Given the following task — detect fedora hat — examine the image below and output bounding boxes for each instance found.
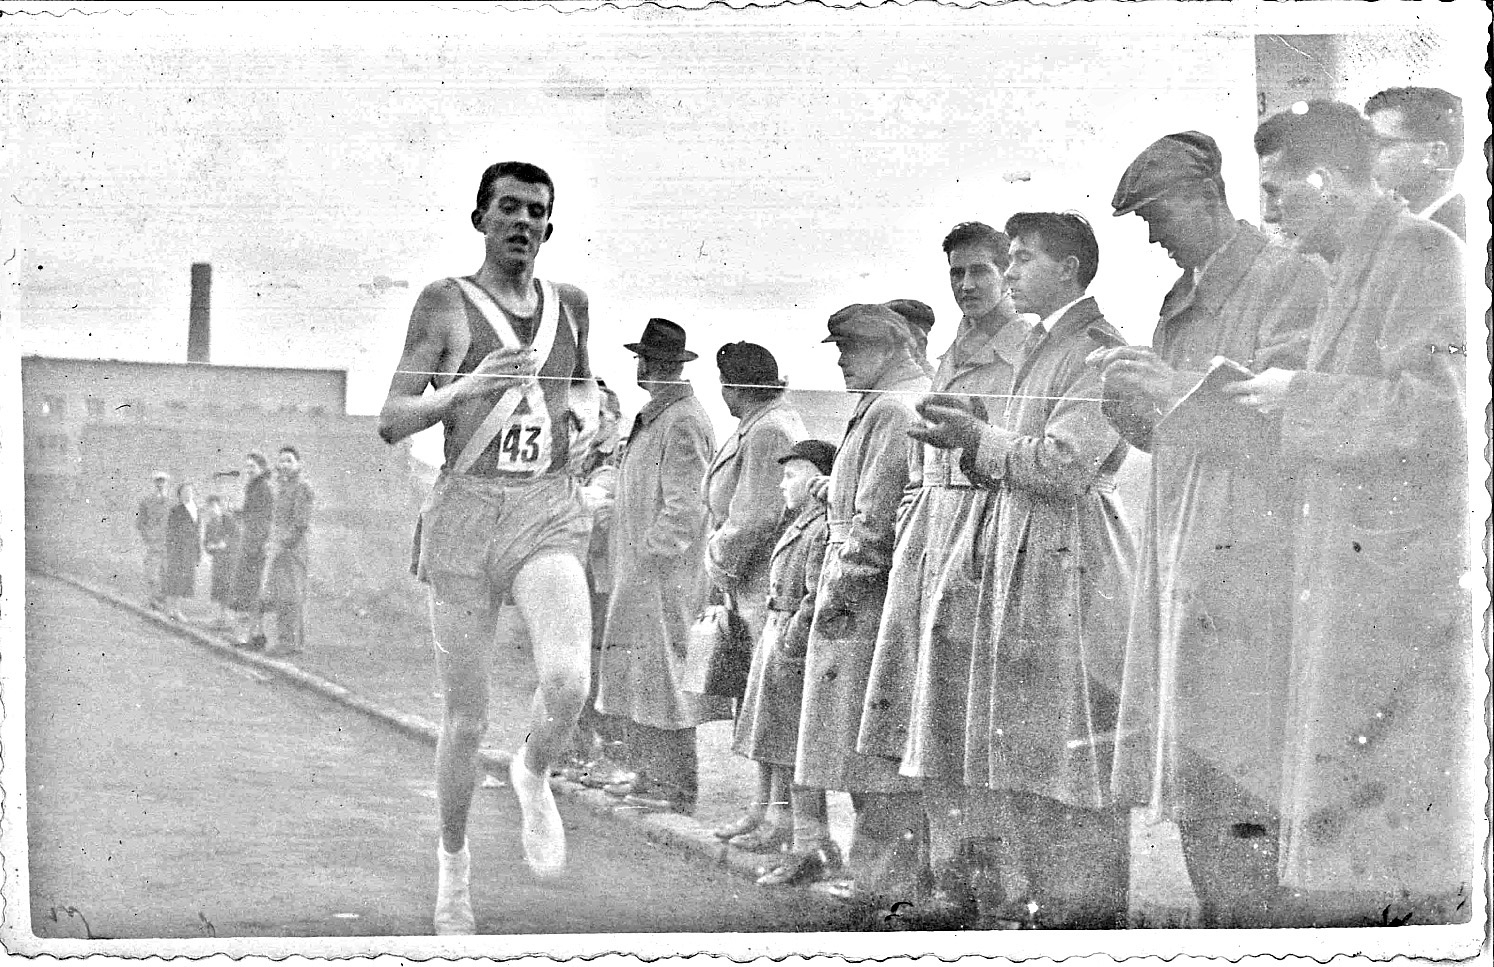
[624,317,698,362]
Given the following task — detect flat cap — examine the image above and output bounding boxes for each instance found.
[822,303,918,350]
[883,299,936,335]
[1112,131,1224,216]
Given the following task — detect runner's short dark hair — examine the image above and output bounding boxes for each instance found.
[1364,86,1464,166]
[1254,100,1377,184]
[1003,212,1100,288]
[476,161,556,216]
[278,445,301,461]
[941,221,1012,270]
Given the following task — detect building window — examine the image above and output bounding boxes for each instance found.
[86,397,107,418]
[37,394,66,418]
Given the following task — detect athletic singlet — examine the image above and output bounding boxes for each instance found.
[440,277,585,477]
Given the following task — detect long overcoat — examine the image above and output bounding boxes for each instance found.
[733,502,828,767]
[795,362,930,793]
[229,473,274,611]
[262,473,314,611]
[204,511,241,606]
[1108,223,1325,821]
[703,396,805,641]
[859,309,1028,775]
[162,503,202,598]
[597,383,732,729]
[1273,200,1474,899]
[961,298,1135,808]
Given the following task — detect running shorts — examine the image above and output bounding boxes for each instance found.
[416,470,592,609]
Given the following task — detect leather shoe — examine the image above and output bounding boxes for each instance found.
[728,823,792,854]
[757,841,842,886]
[710,811,764,840]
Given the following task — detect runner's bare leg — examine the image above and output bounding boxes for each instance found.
[511,551,592,772]
[430,592,494,854]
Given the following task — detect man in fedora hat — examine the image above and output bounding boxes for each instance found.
[378,161,600,932]
[595,318,728,814]
[1091,131,1324,926]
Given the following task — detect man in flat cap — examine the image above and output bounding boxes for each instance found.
[1365,87,1465,240]
[795,304,930,915]
[136,470,174,610]
[914,212,1135,928]
[596,319,728,814]
[860,221,1030,928]
[1091,131,1325,926]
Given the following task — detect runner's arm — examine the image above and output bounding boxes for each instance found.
[378,281,532,444]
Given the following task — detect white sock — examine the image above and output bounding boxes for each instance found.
[434,839,475,935]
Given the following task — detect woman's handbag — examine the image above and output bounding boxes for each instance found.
[682,590,753,699]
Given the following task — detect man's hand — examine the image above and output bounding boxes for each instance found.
[1223,367,1294,414]
[910,395,985,453]
[1088,346,1178,405]
[450,347,540,403]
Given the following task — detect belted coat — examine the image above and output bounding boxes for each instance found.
[795,361,930,793]
[859,308,1029,777]
[961,297,1136,809]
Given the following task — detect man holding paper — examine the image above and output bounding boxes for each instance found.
[1091,132,1325,927]
[1229,102,1473,926]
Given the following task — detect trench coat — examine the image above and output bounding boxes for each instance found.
[733,502,828,767]
[1107,223,1326,821]
[704,396,805,642]
[162,503,202,598]
[961,298,1135,808]
[860,308,1029,775]
[597,383,732,729]
[1273,200,1473,899]
[795,361,930,793]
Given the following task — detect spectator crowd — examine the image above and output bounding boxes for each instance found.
[135,445,315,658]
[551,91,1474,930]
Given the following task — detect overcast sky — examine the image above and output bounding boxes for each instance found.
[4,1,1480,458]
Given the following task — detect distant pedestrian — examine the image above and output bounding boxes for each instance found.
[595,318,727,814]
[202,494,240,629]
[230,452,274,650]
[135,470,173,610]
[162,481,203,621]
[259,446,314,658]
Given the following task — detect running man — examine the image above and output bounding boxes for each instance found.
[378,161,599,935]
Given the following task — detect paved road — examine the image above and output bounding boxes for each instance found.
[25,575,860,939]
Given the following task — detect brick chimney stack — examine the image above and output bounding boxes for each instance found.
[188,262,211,363]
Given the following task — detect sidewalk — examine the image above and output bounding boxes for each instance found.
[35,564,1198,926]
